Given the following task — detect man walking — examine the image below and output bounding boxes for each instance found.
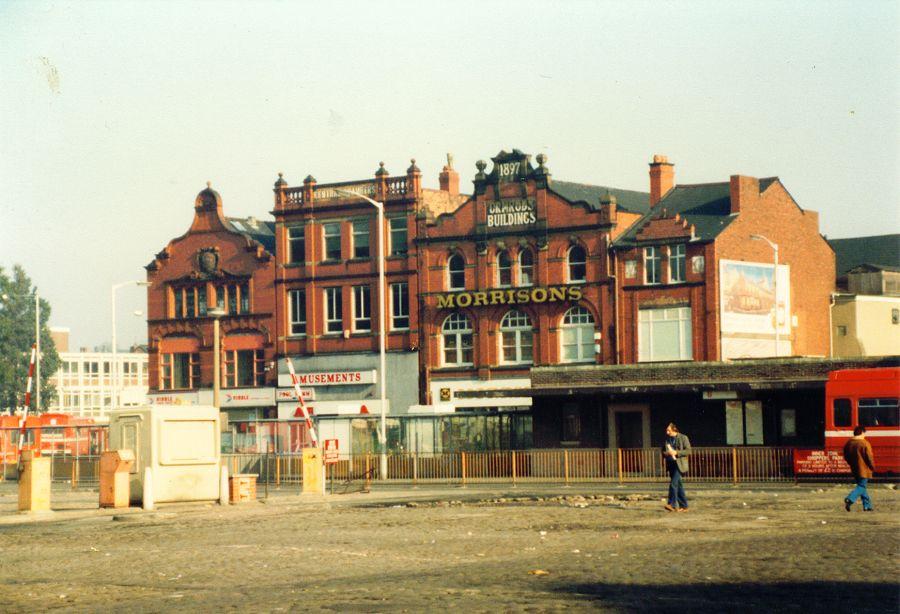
[662,423,691,512]
[843,426,876,512]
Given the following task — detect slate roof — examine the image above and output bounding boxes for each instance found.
[827,234,900,276]
[227,217,276,252]
[612,178,779,247]
[550,180,651,215]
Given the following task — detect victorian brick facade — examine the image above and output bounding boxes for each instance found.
[145,185,277,414]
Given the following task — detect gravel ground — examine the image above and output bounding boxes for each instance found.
[0,484,898,612]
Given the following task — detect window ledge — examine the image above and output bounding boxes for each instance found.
[348,257,372,263]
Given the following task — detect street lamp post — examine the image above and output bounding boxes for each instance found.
[750,234,780,357]
[208,308,226,410]
[336,188,388,479]
[111,281,151,409]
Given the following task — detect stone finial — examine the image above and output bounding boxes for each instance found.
[375,161,389,176]
[303,174,316,184]
[536,153,547,167]
[446,153,454,169]
[407,158,420,173]
[206,181,212,188]
[274,172,287,188]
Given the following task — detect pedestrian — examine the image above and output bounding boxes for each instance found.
[843,425,876,512]
[661,422,691,512]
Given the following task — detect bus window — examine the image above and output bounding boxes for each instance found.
[859,398,900,428]
[833,398,852,427]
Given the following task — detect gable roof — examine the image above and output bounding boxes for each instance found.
[550,180,650,215]
[611,177,783,247]
[227,217,276,252]
[827,234,900,276]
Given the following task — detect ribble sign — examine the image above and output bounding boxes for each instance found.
[486,198,537,228]
[436,285,583,309]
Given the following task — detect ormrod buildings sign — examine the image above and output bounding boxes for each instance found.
[486,198,537,228]
[436,285,583,309]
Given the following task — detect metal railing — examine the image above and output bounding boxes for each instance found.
[0,447,797,487]
[221,447,797,487]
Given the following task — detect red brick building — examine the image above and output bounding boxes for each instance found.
[145,184,277,419]
[612,155,834,363]
[269,161,465,449]
[416,150,648,424]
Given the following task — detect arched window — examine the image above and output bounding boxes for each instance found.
[442,312,473,366]
[567,245,587,282]
[500,310,533,365]
[518,249,534,286]
[497,251,512,287]
[448,253,466,290]
[560,306,595,363]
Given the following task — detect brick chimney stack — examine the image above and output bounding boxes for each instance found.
[729,175,760,214]
[649,154,675,206]
[439,153,459,196]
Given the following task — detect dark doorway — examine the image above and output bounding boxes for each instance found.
[616,412,644,448]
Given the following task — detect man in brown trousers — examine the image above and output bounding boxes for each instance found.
[843,425,876,512]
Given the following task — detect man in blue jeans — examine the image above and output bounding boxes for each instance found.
[843,425,876,512]
[661,423,691,512]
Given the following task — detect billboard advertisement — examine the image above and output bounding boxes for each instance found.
[719,259,790,335]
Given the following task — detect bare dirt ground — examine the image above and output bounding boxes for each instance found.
[0,484,898,612]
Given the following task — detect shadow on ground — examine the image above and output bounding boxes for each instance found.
[552,581,900,613]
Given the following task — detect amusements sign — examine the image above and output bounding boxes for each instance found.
[486,198,537,228]
[793,449,851,475]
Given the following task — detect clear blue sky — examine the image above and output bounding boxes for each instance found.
[1,0,897,350]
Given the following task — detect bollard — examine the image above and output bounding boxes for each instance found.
[219,465,229,506]
[142,466,155,511]
[461,452,467,487]
[18,450,51,512]
[511,451,517,486]
[732,447,739,485]
[99,450,134,509]
[564,449,570,486]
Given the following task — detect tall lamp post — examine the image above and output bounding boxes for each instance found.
[750,234,780,357]
[111,281,151,409]
[336,188,388,479]
[208,308,226,410]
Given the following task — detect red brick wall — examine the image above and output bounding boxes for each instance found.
[418,175,629,403]
[715,178,834,357]
[146,193,276,391]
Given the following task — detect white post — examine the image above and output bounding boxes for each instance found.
[142,466,154,511]
[34,290,40,412]
[750,234,780,358]
[773,244,780,357]
[213,316,221,410]
[110,285,117,409]
[111,281,151,410]
[336,189,388,479]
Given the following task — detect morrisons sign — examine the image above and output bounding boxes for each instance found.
[436,285,583,309]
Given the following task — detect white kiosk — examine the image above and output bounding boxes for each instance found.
[108,405,222,505]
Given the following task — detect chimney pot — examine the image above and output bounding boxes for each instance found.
[649,154,675,206]
[439,152,460,196]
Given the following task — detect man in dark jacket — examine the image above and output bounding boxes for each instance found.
[843,426,876,512]
[661,423,691,512]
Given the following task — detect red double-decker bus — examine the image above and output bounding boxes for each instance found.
[823,367,900,475]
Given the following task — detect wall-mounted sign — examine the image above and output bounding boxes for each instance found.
[486,198,536,227]
[436,285,582,309]
[220,388,276,407]
[277,370,376,387]
[148,392,198,406]
[276,388,316,402]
